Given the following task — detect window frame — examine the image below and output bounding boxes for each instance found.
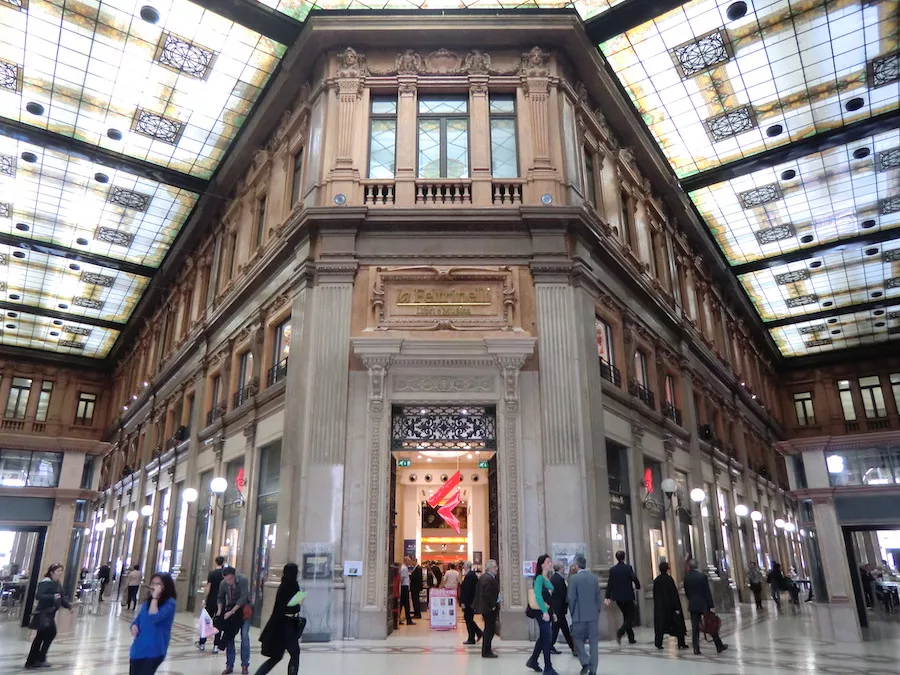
[837,379,856,422]
[5,377,33,420]
[254,195,267,249]
[858,375,887,419]
[272,318,291,367]
[237,351,253,391]
[583,147,597,205]
[664,374,677,405]
[35,380,53,422]
[633,350,649,388]
[367,95,398,179]
[416,96,470,179]
[74,391,97,426]
[290,148,304,206]
[488,94,519,179]
[891,373,900,415]
[792,391,815,427]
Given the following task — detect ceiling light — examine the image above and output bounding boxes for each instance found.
[126,510,139,522]
[751,393,757,399]
[139,505,153,517]
[76,238,89,246]
[142,381,149,387]
[49,331,59,336]
[871,291,883,298]
[69,263,80,270]
[844,97,865,112]
[780,169,796,180]
[5,324,16,330]
[139,5,161,23]
[809,261,822,269]
[726,1,748,20]
[15,223,28,231]
[875,321,886,328]
[25,102,45,116]
[6,312,15,318]
[182,488,199,503]
[106,128,123,141]
[822,301,834,307]
[853,147,871,159]
[104,517,116,528]
[800,234,814,243]
[8,294,19,300]
[131,394,137,400]
[775,518,786,529]
[94,172,109,184]
[874,309,886,316]
[784,522,796,533]
[52,320,63,325]
[20,151,37,163]
[210,477,228,494]
[123,405,128,411]
[830,329,841,335]
[12,251,25,259]
[860,219,876,229]
[765,124,783,137]
[333,194,346,205]
[827,318,838,324]
[865,247,879,256]
[827,455,844,473]
[735,504,749,517]
[58,303,69,309]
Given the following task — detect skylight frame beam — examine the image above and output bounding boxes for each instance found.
[584,0,692,44]
[0,233,156,278]
[190,0,301,45]
[0,301,125,330]
[764,299,890,329]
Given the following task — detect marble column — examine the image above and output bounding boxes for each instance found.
[237,423,259,577]
[811,497,862,641]
[627,422,649,626]
[679,361,710,570]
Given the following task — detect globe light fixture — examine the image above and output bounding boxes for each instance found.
[210,476,228,494]
[735,504,749,517]
[750,510,763,522]
[690,488,706,503]
[83,528,91,535]
[125,510,139,522]
[660,478,677,497]
[182,487,199,503]
[783,522,797,533]
[775,518,786,529]
[96,522,106,532]
[140,505,153,517]
[104,518,115,529]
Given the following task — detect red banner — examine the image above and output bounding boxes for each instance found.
[427,471,462,533]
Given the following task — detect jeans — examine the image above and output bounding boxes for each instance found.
[571,620,598,673]
[253,639,300,675]
[529,612,553,670]
[126,585,140,610]
[615,600,636,642]
[25,624,57,666]
[129,657,165,675]
[690,612,723,652]
[463,606,483,642]
[226,617,251,668]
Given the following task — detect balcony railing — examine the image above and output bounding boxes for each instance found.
[415,179,472,204]
[629,379,656,410]
[233,385,253,409]
[491,179,524,204]
[599,357,621,387]
[206,407,224,427]
[362,180,395,205]
[267,357,289,387]
[661,401,682,426]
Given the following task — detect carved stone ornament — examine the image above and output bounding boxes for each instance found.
[520,46,550,77]
[424,49,462,74]
[337,46,366,77]
[395,49,423,75]
[464,50,492,75]
[392,375,495,394]
[369,265,520,332]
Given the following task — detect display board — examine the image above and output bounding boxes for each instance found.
[429,588,457,630]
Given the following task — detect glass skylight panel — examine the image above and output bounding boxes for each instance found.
[0,310,119,358]
[771,304,900,357]
[0,0,285,179]
[250,0,616,22]
[601,0,899,177]
[0,136,198,268]
[0,244,148,324]
[690,132,900,265]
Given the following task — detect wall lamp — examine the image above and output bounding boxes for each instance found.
[183,476,243,517]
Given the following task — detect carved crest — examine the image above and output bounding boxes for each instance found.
[464,50,492,75]
[424,49,462,74]
[395,49,423,75]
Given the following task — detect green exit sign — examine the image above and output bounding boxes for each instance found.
[397,459,412,467]
[478,461,490,469]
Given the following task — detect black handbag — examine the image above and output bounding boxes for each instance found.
[29,609,54,632]
[297,616,307,637]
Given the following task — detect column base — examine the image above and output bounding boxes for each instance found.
[499,608,530,641]
[811,602,863,643]
[358,607,389,639]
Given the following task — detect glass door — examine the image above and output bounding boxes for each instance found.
[251,520,276,627]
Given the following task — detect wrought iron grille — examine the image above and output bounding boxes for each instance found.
[0,203,10,218]
[880,195,900,215]
[157,33,216,80]
[754,224,794,244]
[805,338,833,347]
[661,401,682,426]
[64,325,91,336]
[80,272,115,287]
[672,30,730,78]
[233,385,253,409]
[876,147,900,172]
[599,356,621,387]
[775,269,809,284]
[391,405,496,451]
[799,324,826,335]
[870,52,899,88]
[267,357,288,386]
[739,184,782,209]
[629,379,655,410]
[74,297,104,310]
[96,227,135,246]
[0,60,20,92]
[0,153,14,177]
[108,187,150,212]
[786,294,818,308]
[704,106,756,141]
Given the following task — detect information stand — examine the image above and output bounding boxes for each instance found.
[429,588,457,630]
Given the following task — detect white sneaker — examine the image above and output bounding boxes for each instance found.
[212,647,219,655]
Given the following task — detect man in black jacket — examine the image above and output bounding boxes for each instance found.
[683,558,727,655]
[97,562,111,602]
[604,550,640,644]
[550,561,574,654]
[459,561,483,645]
[410,558,424,619]
[474,559,500,658]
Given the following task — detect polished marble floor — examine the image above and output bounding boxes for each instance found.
[1,601,899,674]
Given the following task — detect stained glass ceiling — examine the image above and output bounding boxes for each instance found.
[0,0,286,357]
[599,0,900,358]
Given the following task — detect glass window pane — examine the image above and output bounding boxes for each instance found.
[445,119,469,179]
[859,376,880,387]
[29,451,62,487]
[291,149,304,205]
[273,320,291,364]
[892,374,900,413]
[489,96,515,114]
[368,119,397,179]
[837,380,856,421]
[0,450,31,487]
[417,119,442,179]
[371,97,398,115]
[583,150,596,204]
[490,118,518,178]
[418,97,467,114]
[35,381,53,422]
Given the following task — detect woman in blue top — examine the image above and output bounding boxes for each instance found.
[129,573,177,675]
[526,554,558,675]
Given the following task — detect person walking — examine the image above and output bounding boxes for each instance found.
[766,561,785,610]
[549,561,574,655]
[474,559,500,659]
[24,563,70,669]
[747,562,764,609]
[567,554,600,675]
[652,561,687,650]
[98,561,111,602]
[684,558,727,655]
[217,566,252,674]
[254,563,303,675]
[129,573,177,675]
[199,556,226,653]
[459,560,483,645]
[526,554,558,675]
[399,556,415,626]
[604,550,640,645]
[441,562,460,590]
[410,558,424,619]
[125,565,142,611]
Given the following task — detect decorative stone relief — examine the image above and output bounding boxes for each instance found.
[463,50,492,74]
[425,48,461,73]
[392,375,495,394]
[395,49,423,74]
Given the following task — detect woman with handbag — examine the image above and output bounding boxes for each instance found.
[526,554,558,675]
[24,563,70,669]
[254,563,304,675]
[129,573,177,675]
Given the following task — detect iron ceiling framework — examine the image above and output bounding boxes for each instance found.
[589,0,900,359]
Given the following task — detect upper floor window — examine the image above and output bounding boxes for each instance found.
[368,96,397,178]
[620,189,633,244]
[254,195,267,248]
[633,350,649,388]
[210,374,222,409]
[291,148,304,205]
[75,392,96,426]
[237,351,253,391]
[272,319,291,366]
[583,148,597,205]
[489,95,518,178]
[35,381,53,422]
[0,449,63,488]
[596,318,614,365]
[891,373,900,414]
[858,375,887,419]
[417,96,469,179]
[80,455,95,489]
[837,379,856,421]
[228,232,238,278]
[665,374,676,404]
[5,377,32,419]
[793,391,815,427]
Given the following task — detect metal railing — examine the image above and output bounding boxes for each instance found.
[661,401,682,425]
[599,357,621,387]
[629,379,655,410]
[233,385,253,409]
[267,357,289,386]
[206,407,223,427]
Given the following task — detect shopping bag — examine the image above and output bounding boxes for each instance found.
[199,607,218,639]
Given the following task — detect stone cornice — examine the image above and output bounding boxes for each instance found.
[775,428,900,455]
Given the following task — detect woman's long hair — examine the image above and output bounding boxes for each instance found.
[145,573,177,607]
[535,554,550,581]
[282,562,300,591]
[43,563,64,580]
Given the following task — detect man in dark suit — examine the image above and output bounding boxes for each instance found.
[550,561,574,654]
[459,560,483,645]
[474,559,500,658]
[604,550,640,644]
[683,558,727,655]
[410,557,424,618]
